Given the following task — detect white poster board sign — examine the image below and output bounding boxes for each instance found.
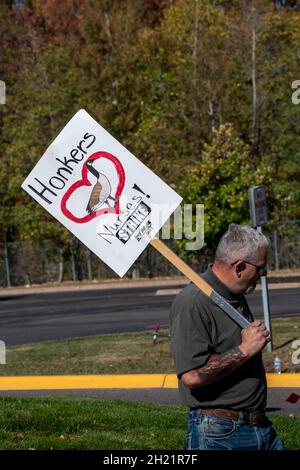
[22,109,182,276]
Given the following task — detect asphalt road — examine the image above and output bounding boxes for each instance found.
[0,285,299,346]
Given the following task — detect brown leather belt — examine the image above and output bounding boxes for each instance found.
[198,408,267,425]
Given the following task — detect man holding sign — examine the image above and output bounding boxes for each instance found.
[170,224,284,450]
[22,110,283,451]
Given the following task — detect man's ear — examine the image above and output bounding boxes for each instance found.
[235,261,246,278]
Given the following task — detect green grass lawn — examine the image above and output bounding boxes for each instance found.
[0,397,185,450]
[0,331,174,376]
[0,316,299,375]
[0,397,299,450]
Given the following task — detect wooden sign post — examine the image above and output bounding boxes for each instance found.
[151,238,250,329]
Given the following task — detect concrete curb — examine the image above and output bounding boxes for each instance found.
[0,278,299,297]
[0,278,188,297]
[0,373,299,391]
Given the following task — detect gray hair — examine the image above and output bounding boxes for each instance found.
[215,223,269,265]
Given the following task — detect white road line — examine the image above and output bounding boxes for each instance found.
[155,289,181,296]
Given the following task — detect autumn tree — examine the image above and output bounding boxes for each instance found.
[181,123,272,258]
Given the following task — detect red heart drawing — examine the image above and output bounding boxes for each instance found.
[61,151,125,224]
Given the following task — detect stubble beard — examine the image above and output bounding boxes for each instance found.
[244,283,257,295]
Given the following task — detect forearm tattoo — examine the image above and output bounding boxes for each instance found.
[194,346,247,386]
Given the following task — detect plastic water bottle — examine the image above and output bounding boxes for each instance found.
[274,356,281,374]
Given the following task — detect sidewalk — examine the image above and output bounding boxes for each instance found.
[0,270,300,297]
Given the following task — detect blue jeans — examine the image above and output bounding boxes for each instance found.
[184,411,285,450]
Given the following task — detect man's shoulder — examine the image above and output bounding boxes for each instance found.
[175,280,209,300]
[170,281,212,314]
[169,281,214,337]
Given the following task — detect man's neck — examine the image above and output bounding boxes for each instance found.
[211,263,240,294]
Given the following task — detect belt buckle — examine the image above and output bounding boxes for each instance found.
[246,412,265,425]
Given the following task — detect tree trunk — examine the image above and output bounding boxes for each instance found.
[104,11,119,110]
[58,247,64,283]
[4,240,11,288]
[192,0,200,127]
[70,238,82,281]
[25,272,31,287]
[70,242,78,282]
[251,5,259,156]
[86,248,93,281]
[273,230,280,271]
[71,250,77,281]
[146,247,154,278]
[207,78,216,133]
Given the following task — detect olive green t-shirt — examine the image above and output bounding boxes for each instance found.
[169,265,267,412]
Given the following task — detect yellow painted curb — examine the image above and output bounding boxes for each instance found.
[0,374,166,391]
[0,374,299,391]
[266,373,300,388]
[163,374,178,389]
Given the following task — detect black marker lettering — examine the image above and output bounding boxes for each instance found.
[56,167,73,180]
[55,156,79,171]
[84,132,96,148]
[28,177,57,204]
[49,176,66,190]
[97,225,116,244]
[77,140,87,155]
[71,147,85,161]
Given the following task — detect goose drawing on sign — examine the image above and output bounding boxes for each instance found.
[85,158,119,214]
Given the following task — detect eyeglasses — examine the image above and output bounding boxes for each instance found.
[232,260,267,277]
[244,260,267,276]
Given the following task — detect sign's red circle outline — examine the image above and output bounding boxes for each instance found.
[61,151,125,224]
